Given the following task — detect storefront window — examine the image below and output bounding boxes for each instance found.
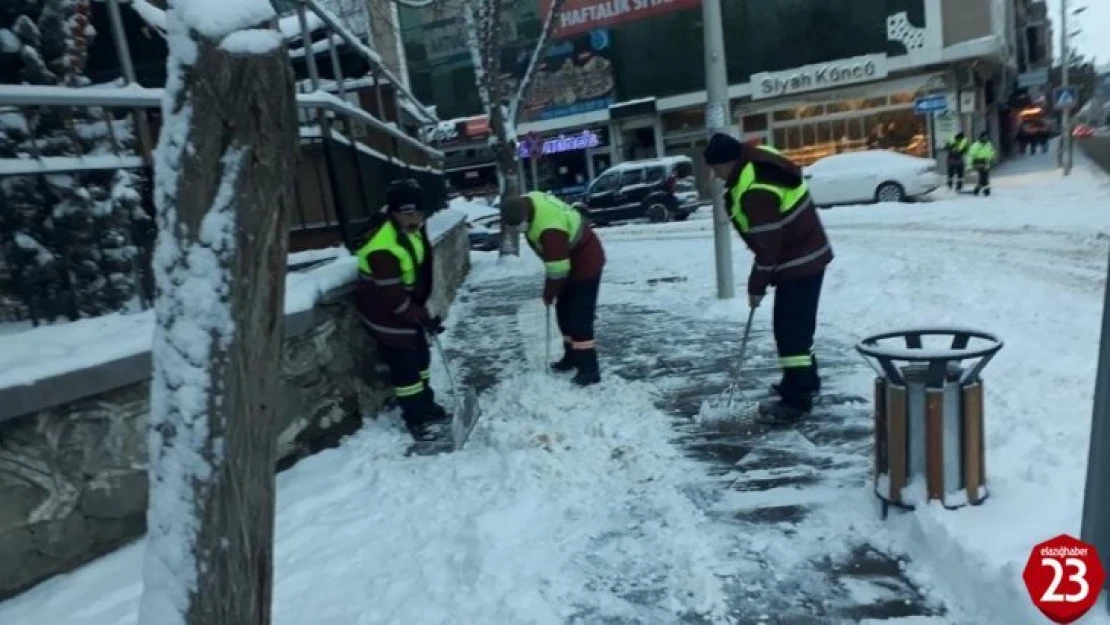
[742,113,768,132]
[663,108,705,134]
[889,92,915,105]
[798,105,824,118]
[773,109,797,122]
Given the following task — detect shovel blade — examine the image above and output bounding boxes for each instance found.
[450,387,481,451]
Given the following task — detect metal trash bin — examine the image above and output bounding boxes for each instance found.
[856,327,1003,519]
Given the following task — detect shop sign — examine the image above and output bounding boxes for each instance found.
[517,130,601,158]
[422,13,518,62]
[509,29,616,122]
[540,0,699,39]
[465,116,490,137]
[751,54,889,100]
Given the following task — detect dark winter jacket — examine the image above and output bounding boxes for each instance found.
[522,192,605,302]
[723,145,833,296]
[354,219,435,348]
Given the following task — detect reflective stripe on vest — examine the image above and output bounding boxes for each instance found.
[525,191,583,279]
[727,146,810,233]
[355,220,427,286]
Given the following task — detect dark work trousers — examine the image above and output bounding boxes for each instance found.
[555,276,601,348]
[772,269,825,404]
[973,163,991,196]
[946,160,965,190]
[378,336,432,424]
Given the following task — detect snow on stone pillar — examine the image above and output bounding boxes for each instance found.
[857,328,1002,519]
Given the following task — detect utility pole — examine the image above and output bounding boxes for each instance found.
[1060,0,1073,175]
[1081,241,1110,616]
[701,0,735,300]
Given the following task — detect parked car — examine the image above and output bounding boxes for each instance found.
[574,156,700,225]
[803,150,941,206]
[467,213,501,251]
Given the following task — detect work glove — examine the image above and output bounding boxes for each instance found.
[748,293,764,309]
[543,293,555,307]
[422,315,445,335]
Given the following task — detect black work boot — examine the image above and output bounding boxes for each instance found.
[770,358,821,399]
[550,342,576,373]
[399,395,446,442]
[571,348,601,386]
[422,386,450,422]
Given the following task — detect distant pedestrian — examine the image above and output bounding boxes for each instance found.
[703,133,834,424]
[944,132,970,191]
[968,131,997,196]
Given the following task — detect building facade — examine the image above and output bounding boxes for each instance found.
[403,0,1036,196]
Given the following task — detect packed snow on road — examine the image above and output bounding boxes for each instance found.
[1,152,1109,624]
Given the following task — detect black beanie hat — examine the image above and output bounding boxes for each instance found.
[703,132,744,165]
[386,179,423,213]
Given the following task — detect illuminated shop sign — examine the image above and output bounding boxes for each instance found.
[751,54,889,100]
[517,130,601,158]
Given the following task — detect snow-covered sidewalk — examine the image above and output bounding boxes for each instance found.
[0,221,957,623]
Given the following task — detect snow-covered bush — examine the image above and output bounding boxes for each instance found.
[0,0,150,324]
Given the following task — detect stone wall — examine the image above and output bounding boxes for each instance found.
[0,214,470,601]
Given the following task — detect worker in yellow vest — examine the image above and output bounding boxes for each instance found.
[967,131,996,196]
[500,191,606,386]
[944,132,970,191]
[704,133,834,424]
[354,179,449,441]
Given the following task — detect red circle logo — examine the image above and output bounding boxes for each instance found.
[1022,533,1106,623]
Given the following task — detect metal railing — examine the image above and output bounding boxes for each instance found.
[0,0,445,328]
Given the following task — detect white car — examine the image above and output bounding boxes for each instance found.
[802,150,942,206]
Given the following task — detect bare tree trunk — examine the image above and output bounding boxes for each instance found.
[138,12,298,625]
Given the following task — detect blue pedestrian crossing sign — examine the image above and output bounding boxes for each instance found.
[1054,86,1079,110]
[913,93,948,114]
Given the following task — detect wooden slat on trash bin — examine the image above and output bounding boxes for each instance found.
[963,383,985,504]
[874,377,886,478]
[887,384,907,504]
[925,389,945,502]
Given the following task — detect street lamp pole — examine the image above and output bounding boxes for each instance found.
[702,0,735,299]
[1060,0,1073,175]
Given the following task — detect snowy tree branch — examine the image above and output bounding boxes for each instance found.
[387,0,439,7]
[507,0,567,124]
[462,1,490,111]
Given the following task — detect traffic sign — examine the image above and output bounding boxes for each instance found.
[1022,533,1106,624]
[1055,86,1079,110]
[913,94,948,114]
[1018,69,1050,88]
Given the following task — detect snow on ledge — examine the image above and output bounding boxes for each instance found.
[0,214,468,395]
[428,208,466,243]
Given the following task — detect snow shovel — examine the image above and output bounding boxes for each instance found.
[429,332,481,451]
[545,305,553,372]
[724,306,757,408]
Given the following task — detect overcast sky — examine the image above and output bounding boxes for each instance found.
[1045,0,1110,66]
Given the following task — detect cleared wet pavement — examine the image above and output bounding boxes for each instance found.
[444,275,948,624]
